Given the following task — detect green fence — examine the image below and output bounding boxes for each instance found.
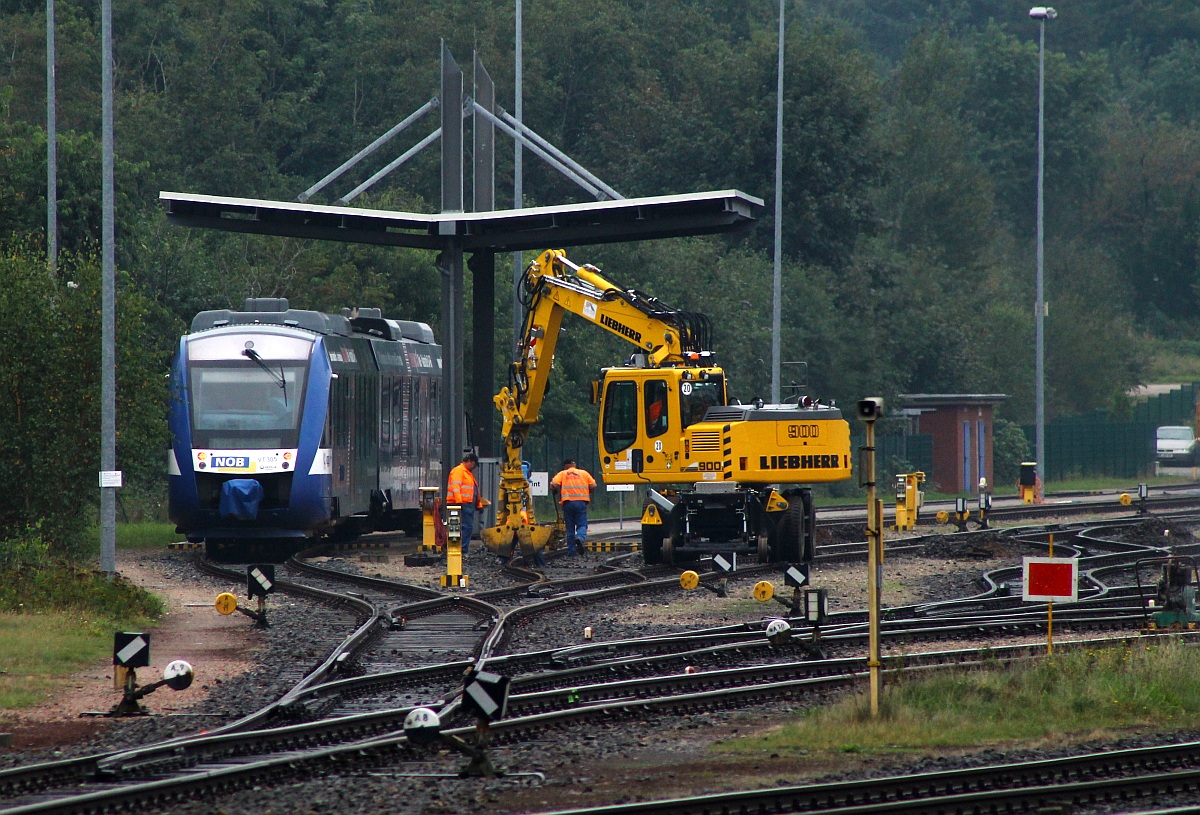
[1019,384,1199,481]
[850,433,934,479]
[1133,383,1199,427]
[1023,413,1156,480]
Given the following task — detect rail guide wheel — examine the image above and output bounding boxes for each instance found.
[641,525,665,565]
[662,529,676,566]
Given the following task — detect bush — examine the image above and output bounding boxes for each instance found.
[0,528,163,620]
[993,419,1031,487]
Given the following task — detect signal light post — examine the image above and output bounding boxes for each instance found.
[858,398,884,717]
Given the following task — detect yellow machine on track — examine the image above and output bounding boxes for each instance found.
[480,249,852,565]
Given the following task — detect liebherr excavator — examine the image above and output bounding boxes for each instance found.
[480,249,852,566]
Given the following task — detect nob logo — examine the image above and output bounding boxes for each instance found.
[212,456,249,469]
[787,424,820,439]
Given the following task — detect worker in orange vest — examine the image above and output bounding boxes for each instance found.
[550,458,596,556]
[446,451,488,556]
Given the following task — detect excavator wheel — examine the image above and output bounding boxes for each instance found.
[773,505,802,562]
[771,489,815,563]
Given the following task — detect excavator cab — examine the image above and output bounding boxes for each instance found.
[596,366,725,483]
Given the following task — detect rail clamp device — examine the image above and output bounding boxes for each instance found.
[461,667,510,722]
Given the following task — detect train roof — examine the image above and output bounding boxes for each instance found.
[190,299,436,345]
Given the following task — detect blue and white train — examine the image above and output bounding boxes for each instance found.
[168,298,442,558]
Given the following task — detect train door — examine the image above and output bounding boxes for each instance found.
[640,377,680,479]
[597,369,684,481]
[352,368,379,513]
[330,374,351,515]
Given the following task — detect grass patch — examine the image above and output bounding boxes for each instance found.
[716,642,1200,757]
[0,528,164,710]
[0,612,132,708]
[115,522,180,550]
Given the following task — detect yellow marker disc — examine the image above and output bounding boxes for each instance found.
[753,580,775,603]
[215,592,238,616]
[679,570,700,591]
[1119,493,1132,506]
[935,510,949,524]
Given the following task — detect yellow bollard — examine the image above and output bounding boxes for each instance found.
[420,487,440,553]
[441,505,469,588]
[892,471,925,531]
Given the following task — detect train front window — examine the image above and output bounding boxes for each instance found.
[190,364,308,449]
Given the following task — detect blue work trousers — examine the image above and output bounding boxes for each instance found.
[457,503,475,556]
[562,500,589,555]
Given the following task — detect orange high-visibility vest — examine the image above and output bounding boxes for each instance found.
[447,463,481,507]
[551,467,595,503]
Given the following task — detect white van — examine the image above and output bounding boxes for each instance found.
[1156,425,1197,466]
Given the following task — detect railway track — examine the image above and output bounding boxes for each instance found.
[4,507,1200,813]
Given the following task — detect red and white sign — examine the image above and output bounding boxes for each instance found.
[1022,557,1078,602]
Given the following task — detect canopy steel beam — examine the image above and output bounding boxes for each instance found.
[160,189,760,253]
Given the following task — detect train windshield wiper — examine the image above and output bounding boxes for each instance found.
[242,348,288,406]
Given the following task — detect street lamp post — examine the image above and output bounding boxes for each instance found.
[771,0,784,404]
[1030,6,1056,491]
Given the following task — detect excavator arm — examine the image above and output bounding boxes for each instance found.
[481,249,713,556]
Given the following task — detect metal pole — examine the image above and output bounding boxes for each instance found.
[495,109,622,200]
[46,0,57,273]
[100,0,116,575]
[513,0,524,352]
[1046,530,1054,654]
[339,128,441,204]
[771,0,784,404]
[865,418,881,715]
[297,98,436,203]
[1035,14,1047,488]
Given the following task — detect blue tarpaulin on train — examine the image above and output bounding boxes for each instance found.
[220,479,264,520]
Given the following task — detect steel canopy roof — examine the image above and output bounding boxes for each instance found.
[159,189,763,252]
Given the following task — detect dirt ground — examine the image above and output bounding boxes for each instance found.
[0,551,262,752]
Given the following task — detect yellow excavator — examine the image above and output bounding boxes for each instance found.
[480,249,852,565]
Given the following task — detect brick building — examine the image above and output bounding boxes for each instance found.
[896,394,1008,495]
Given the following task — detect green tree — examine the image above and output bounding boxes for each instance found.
[876,29,998,272]
[1087,106,1200,331]
[0,245,169,555]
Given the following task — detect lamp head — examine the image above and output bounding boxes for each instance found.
[1029,6,1057,20]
